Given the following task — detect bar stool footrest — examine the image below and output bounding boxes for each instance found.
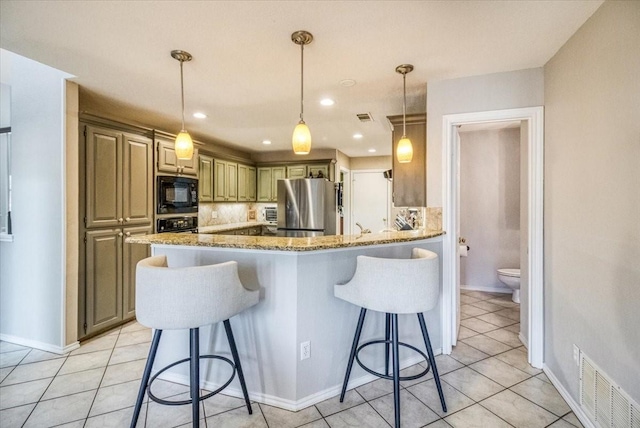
[355,339,431,381]
[148,355,236,406]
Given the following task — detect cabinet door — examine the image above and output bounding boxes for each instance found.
[122,133,153,226]
[213,159,227,201]
[247,166,257,201]
[227,162,238,201]
[237,164,248,201]
[287,165,307,178]
[257,168,273,202]
[308,165,329,179]
[122,225,152,321]
[85,229,123,334]
[199,155,214,202]
[178,148,199,176]
[157,140,180,174]
[86,126,123,229]
[271,167,286,201]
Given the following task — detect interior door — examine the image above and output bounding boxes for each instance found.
[351,171,390,234]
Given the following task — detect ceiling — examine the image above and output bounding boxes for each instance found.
[0,1,602,158]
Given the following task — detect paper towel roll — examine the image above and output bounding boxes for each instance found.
[459,245,468,257]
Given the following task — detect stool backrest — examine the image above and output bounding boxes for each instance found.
[337,248,439,314]
[135,255,258,330]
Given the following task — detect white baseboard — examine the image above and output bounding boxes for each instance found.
[0,333,79,355]
[157,350,439,411]
[460,285,511,294]
[543,365,596,428]
[519,332,528,348]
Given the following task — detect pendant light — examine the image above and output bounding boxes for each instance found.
[395,64,414,163]
[291,31,313,155]
[171,50,194,160]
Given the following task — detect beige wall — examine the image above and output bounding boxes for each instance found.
[349,155,391,171]
[426,68,544,207]
[544,0,640,401]
[65,81,79,346]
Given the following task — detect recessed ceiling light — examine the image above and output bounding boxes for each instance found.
[262,140,272,145]
[340,79,356,87]
[368,149,377,153]
[320,98,335,106]
[193,112,207,119]
[353,133,363,139]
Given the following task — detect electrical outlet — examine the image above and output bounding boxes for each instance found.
[211,211,218,219]
[300,341,310,360]
[573,344,580,366]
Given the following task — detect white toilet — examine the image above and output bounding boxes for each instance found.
[497,268,521,303]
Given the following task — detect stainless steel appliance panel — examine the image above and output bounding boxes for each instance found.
[277,178,337,234]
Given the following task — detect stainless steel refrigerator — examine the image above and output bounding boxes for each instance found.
[277,178,338,237]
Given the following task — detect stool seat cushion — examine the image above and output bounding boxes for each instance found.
[135,255,259,330]
[334,248,439,314]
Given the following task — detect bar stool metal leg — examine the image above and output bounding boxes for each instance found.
[190,328,200,427]
[131,329,162,428]
[417,313,447,412]
[224,319,253,415]
[339,308,367,402]
[385,313,391,376]
[391,314,401,428]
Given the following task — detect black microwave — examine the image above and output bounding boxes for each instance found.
[157,176,198,214]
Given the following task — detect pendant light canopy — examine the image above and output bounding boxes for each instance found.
[291,31,313,155]
[171,50,194,160]
[395,64,414,163]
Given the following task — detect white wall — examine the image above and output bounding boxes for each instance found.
[544,0,640,401]
[427,68,544,207]
[459,128,520,291]
[0,49,74,351]
[519,121,529,344]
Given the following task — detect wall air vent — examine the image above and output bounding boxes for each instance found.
[579,350,639,428]
[356,113,374,122]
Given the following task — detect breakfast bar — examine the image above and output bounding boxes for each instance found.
[127,229,444,411]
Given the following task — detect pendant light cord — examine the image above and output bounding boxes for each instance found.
[402,72,407,137]
[300,43,305,122]
[180,59,186,130]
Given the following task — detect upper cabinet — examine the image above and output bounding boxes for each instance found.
[286,165,307,179]
[213,159,238,202]
[387,113,426,207]
[198,154,214,202]
[156,138,199,176]
[257,166,285,202]
[237,164,256,202]
[85,125,153,228]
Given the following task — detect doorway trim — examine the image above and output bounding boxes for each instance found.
[442,106,544,368]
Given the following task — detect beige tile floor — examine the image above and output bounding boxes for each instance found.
[0,291,585,427]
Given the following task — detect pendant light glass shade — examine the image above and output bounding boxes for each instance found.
[175,130,194,160]
[395,64,414,164]
[292,120,311,155]
[397,136,413,163]
[291,31,313,155]
[171,50,194,160]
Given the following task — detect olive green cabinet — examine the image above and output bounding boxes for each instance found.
[257,166,285,202]
[84,225,151,334]
[199,154,214,202]
[82,122,154,339]
[308,164,329,179]
[156,138,199,176]
[237,164,256,202]
[286,165,307,178]
[214,159,238,202]
[387,113,427,207]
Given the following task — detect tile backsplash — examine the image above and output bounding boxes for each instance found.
[426,206,443,230]
[198,202,277,226]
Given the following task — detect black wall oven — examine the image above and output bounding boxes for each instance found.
[157,176,198,214]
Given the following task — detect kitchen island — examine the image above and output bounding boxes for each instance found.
[127,229,444,411]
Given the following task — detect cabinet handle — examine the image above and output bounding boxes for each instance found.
[118,218,123,223]
[125,217,130,222]
[118,232,123,237]
[125,232,131,237]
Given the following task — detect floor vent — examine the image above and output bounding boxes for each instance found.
[580,351,639,428]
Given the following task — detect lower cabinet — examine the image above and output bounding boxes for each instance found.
[83,225,151,337]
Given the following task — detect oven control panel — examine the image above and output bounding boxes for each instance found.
[157,216,198,233]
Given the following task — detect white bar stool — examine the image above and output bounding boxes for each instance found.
[130,255,259,428]
[334,248,447,428]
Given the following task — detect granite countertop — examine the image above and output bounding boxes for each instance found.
[126,229,444,252]
[198,222,274,234]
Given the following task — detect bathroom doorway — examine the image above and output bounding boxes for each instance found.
[442,107,544,369]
